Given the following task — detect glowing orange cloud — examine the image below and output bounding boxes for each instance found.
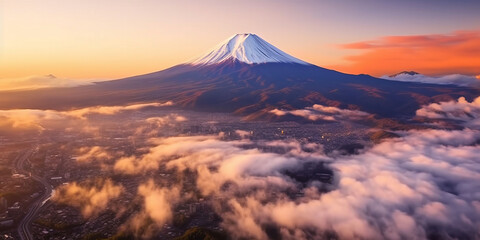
[333,30,480,76]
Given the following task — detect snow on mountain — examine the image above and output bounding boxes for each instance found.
[382,71,480,87]
[188,33,310,65]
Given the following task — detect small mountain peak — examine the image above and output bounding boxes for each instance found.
[45,74,57,79]
[188,34,309,65]
[235,33,254,36]
[389,71,420,78]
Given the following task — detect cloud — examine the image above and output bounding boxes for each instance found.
[65,101,173,119]
[38,96,480,239]
[132,113,187,137]
[382,73,480,87]
[270,104,370,122]
[0,74,100,91]
[138,180,180,226]
[416,96,480,127]
[146,114,186,126]
[118,180,183,238]
[74,146,113,163]
[53,178,180,238]
[0,109,66,132]
[113,135,315,194]
[332,30,480,76]
[0,101,173,133]
[209,128,480,239]
[235,130,252,138]
[53,179,124,218]
[111,119,480,239]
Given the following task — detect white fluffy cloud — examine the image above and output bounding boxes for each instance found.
[75,146,109,161]
[132,113,187,137]
[216,129,480,239]
[146,114,186,126]
[0,101,173,132]
[53,179,124,217]
[113,135,313,188]
[46,97,480,239]
[108,123,480,239]
[117,180,184,238]
[270,104,370,122]
[138,180,180,226]
[0,109,66,131]
[416,96,480,127]
[66,101,173,119]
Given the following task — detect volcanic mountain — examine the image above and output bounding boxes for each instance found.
[389,71,420,78]
[1,33,478,118]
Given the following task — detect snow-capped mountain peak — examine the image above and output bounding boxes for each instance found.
[188,33,310,65]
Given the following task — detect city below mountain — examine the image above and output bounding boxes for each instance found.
[3,2,480,239]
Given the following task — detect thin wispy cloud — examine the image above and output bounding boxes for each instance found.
[0,75,101,91]
[0,101,173,132]
[270,104,370,122]
[75,146,114,164]
[66,101,173,119]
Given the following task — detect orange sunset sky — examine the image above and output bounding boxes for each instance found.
[1,0,479,81]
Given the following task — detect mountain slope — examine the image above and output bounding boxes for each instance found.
[0,34,478,119]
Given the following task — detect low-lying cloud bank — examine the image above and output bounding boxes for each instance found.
[107,128,480,239]
[0,109,66,131]
[0,101,173,132]
[258,128,480,239]
[416,96,480,127]
[382,73,480,87]
[51,97,480,239]
[270,104,370,122]
[67,101,173,119]
[0,75,101,91]
[133,114,187,137]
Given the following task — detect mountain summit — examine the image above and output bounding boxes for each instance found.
[189,33,309,65]
[389,71,419,78]
[1,34,477,119]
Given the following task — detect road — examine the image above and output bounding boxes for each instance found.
[14,145,53,240]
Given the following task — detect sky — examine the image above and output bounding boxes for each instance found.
[1,0,479,81]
